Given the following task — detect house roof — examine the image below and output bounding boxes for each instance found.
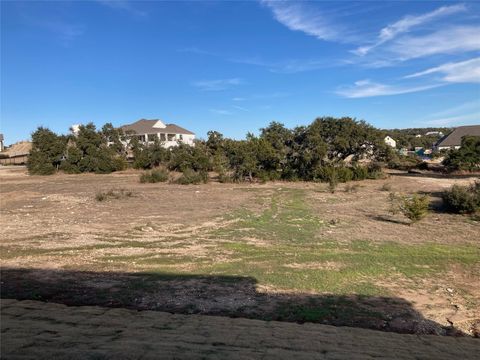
[2,141,32,156]
[435,125,480,147]
[121,119,195,135]
[0,133,3,141]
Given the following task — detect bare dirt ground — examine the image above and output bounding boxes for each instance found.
[2,299,479,360]
[1,166,479,338]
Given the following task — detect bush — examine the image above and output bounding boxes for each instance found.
[389,192,430,223]
[443,136,480,172]
[95,188,134,201]
[380,183,392,191]
[442,182,480,214]
[175,169,208,185]
[344,183,360,193]
[387,155,421,171]
[140,168,169,183]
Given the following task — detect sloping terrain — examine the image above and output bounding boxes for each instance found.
[2,299,479,360]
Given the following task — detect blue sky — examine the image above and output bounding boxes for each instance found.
[1,0,479,144]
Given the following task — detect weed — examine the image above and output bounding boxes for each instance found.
[139,168,169,183]
[380,183,392,192]
[95,188,135,201]
[344,183,360,193]
[389,192,429,224]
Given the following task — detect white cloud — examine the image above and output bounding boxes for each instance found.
[42,22,85,47]
[231,56,332,73]
[209,109,232,115]
[420,100,480,126]
[261,0,345,41]
[428,100,480,119]
[192,78,244,91]
[425,112,480,126]
[96,0,147,17]
[354,4,467,56]
[336,79,443,98]
[389,26,480,61]
[405,57,480,83]
[232,97,246,101]
[233,105,249,112]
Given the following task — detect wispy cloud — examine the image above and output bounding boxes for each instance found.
[42,22,86,47]
[353,4,467,56]
[425,112,480,126]
[428,100,480,119]
[192,78,244,91]
[336,79,443,98]
[389,25,480,61]
[422,100,480,126]
[261,0,348,42]
[232,56,332,74]
[233,105,249,112]
[210,109,232,115]
[405,58,480,83]
[232,97,246,101]
[96,0,147,17]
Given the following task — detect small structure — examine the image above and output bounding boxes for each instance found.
[434,125,480,151]
[121,119,195,148]
[70,124,81,136]
[0,141,32,165]
[384,135,396,148]
[426,131,444,137]
[0,133,4,152]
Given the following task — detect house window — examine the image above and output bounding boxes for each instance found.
[147,134,157,142]
[167,134,175,141]
[160,133,166,141]
[178,134,183,141]
[137,135,146,142]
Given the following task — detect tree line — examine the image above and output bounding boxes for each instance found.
[27,117,479,179]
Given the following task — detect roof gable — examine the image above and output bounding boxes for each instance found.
[436,125,480,147]
[121,119,195,135]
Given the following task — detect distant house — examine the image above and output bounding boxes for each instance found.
[121,119,195,148]
[426,131,444,137]
[384,136,396,148]
[0,133,4,152]
[0,141,32,165]
[434,125,480,151]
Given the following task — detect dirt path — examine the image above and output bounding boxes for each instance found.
[1,299,479,359]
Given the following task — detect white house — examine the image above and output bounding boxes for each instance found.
[384,136,396,148]
[121,119,195,148]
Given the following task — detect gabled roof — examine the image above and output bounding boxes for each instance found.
[435,125,480,147]
[121,119,195,135]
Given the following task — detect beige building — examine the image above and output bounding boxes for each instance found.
[121,119,195,148]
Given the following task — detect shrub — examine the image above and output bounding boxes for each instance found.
[344,183,360,193]
[442,136,480,172]
[367,162,384,179]
[442,182,480,214]
[328,173,338,193]
[380,183,392,191]
[95,188,134,201]
[175,169,208,185]
[389,192,430,223]
[387,155,421,171]
[352,165,369,180]
[139,168,169,183]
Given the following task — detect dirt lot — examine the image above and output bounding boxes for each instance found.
[1,166,479,336]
